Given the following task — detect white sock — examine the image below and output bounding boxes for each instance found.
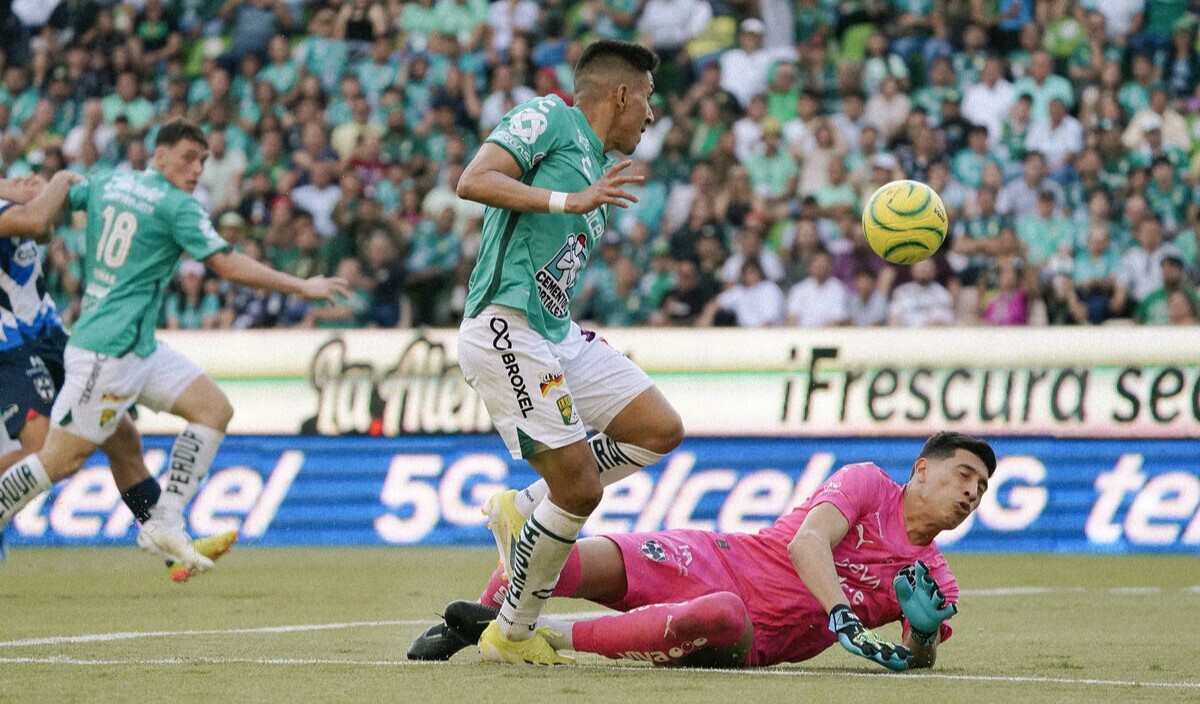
[512,434,667,517]
[0,454,51,525]
[152,424,224,523]
[497,499,585,641]
[537,616,575,651]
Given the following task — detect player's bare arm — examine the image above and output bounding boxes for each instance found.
[204,249,350,303]
[0,171,80,241]
[457,143,643,214]
[789,501,912,671]
[787,502,852,612]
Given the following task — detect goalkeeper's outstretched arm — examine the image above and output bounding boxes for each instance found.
[788,503,912,672]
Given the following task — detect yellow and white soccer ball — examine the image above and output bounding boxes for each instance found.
[861,180,948,265]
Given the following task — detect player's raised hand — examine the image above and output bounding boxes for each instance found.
[49,171,83,187]
[829,604,911,671]
[893,560,957,645]
[298,275,351,303]
[566,160,643,213]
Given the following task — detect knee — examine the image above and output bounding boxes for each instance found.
[549,475,603,516]
[643,408,684,455]
[567,481,603,516]
[199,396,235,431]
[40,446,91,482]
[688,592,750,645]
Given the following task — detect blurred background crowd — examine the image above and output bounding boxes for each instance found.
[3,0,1200,330]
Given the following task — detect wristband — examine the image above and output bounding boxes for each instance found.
[909,625,938,647]
[548,191,568,214]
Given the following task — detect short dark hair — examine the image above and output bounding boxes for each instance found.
[575,39,659,77]
[918,432,997,477]
[156,118,207,149]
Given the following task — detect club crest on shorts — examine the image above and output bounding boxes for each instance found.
[539,371,564,397]
[99,408,117,427]
[640,539,667,563]
[556,394,579,425]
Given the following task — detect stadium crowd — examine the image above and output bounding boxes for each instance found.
[3,0,1199,330]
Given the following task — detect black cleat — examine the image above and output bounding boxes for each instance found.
[443,600,501,644]
[407,621,473,661]
[406,601,501,661]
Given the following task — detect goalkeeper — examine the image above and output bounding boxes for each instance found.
[410,432,993,670]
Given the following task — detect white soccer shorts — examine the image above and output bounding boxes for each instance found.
[50,343,205,445]
[458,305,653,460]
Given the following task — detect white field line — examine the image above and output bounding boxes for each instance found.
[0,656,1197,690]
[0,620,424,647]
[0,611,607,648]
[0,585,1196,647]
[611,667,1200,690]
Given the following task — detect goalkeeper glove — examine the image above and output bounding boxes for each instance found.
[828,604,911,671]
[893,560,957,646]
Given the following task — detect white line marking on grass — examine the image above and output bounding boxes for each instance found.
[959,587,1075,596]
[2,656,1199,691]
[594,667,1200,690]
[959,586,1199,597]
[1109,587,1161,595]
[0,620,426,648]
[5,584,1195,649]
[0,656,429,666]
[0,612,610,649]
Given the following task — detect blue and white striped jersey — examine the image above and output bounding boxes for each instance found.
[0,198,64,353]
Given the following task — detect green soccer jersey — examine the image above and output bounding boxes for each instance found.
[464,95,610,343]
[67,168,230,358]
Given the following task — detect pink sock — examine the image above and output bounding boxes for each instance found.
[571,592,750,667]
[478,548,583,608]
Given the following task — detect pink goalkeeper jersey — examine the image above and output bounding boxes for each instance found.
[727,462,958,665]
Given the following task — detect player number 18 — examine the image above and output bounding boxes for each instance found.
[97,204,138,269]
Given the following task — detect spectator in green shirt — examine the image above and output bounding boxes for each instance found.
[405,207,462,326]
[164,260,222,330]
[303,258,372,329]
[1137,253,1200,324]
[1145,157,1191,234]
[399,0,441,48]
[1012,50,1074,122]
[435,0,488,50]
[259,35,299,96]
[1118,54,1156,118]
[101,71,155,129]
[745,118,799,205]
[1072,223,1124,324]
[640,242,677,312]
[952,124,1001,189]
[1016,189,1076,268]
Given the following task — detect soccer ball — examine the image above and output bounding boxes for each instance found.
[861,180,948,265]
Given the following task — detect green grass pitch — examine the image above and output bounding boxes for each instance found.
[1,547,1197,703]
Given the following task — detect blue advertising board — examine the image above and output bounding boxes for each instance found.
[7,435,1200,553]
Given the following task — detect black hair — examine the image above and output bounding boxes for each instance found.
[575,39,659,77]
[917,432,997,477]
[155,118,207,149]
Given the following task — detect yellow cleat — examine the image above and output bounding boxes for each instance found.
[484,490,525,578]
[168,530,238,583]
[478,621,574,666]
